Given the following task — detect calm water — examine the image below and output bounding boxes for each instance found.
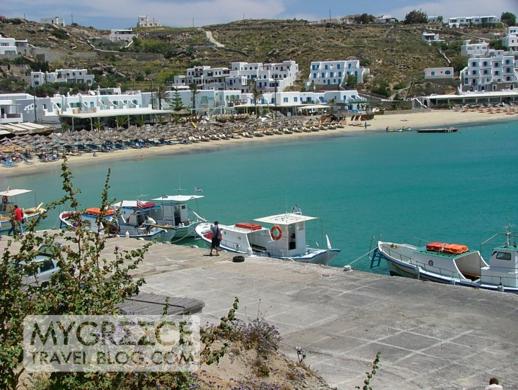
[2,120,518,273]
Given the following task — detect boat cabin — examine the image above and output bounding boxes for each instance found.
[0,188,32,213]
[111,200,159,226]
[151,195,203,227]
[253,213,317,258]
[481,246,518,288]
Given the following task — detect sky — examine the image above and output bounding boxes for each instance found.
[2,0,516,29]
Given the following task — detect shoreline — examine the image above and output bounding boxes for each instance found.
[1,110,516,177]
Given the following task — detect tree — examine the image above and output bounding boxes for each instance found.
[450,55,468,72]
[344,74,358,89]
[189,82,199,115]
[171,89,184,112]
[354,13,375,24]
[404,9,428,24]
[501,12,516,26]
[248,79,262,118]
[0,161,150,388]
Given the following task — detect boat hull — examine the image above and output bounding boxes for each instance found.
[376,243,518,294]
[195,222,339,266]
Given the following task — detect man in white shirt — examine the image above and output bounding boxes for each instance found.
[485,377,503,390]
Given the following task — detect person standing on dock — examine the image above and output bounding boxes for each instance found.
[209,221,222,256]
[486,378,503,390]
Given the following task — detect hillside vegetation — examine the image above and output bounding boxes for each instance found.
[0,17,508,97]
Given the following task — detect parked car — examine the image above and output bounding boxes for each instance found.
[21,244,60,285]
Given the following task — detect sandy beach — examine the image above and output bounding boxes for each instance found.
[1,109,515,178]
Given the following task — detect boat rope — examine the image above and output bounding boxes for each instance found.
[348,248,376,267]
[192,211,207,222]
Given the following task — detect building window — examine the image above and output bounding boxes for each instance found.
[325,65,328,70]
[338,72,342,77]
[283,97,288,103]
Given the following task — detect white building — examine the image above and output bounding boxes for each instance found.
[41,16,65,27]
[448,16,499,28]
[461,40,490,57]
[422,32,443,45]
[165,88,367,114]
[109,29,136,43]
[31,69,95,88]
[137,16,161,28]
[424,67,454,79]
[173,60,299,92]
[503,26,518,56]
[230,60,299,92]
[460,53,518,92]
[307,60,369,88]
[0,34,17,56]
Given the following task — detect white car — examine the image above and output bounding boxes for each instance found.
[21,244,60,286]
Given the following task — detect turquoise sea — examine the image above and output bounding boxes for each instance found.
[2,120,517,273]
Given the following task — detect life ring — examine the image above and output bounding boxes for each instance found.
[270,225,283,241]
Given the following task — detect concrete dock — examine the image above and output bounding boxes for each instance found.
[7,237,518,389]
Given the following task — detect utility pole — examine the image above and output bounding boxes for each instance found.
[329,9,332,22]
[70,13,74,24]
[33,95,37,123]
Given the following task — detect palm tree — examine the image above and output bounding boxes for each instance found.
[248,79,262,118]
[189,82,199,116]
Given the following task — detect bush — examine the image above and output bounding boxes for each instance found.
[404,10,428,24]
[501,12,516,26]
[235,318,281,356]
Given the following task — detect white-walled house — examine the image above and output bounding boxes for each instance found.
[172,60,299,92]
[230,60,299,92]
[165,88,367,114]
[0,34,17,56]
[424,67,454,79]
[461,40,490,57]
[503,26,518,56]
[137,16,161,28]
[307,60,369,88]
[448,16,499,28]
[109,29,136,43]
[31,69,95,88]
[422,32,442,45]
[41,16,65,27]
[460,53,518,92]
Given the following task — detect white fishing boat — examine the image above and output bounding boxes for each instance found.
[0,189,46,233]
[374,231,518,293]
[59,203,165,240]
[149,195,206,241]
[195,212,340,265]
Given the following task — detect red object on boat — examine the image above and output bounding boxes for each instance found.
[204,231,213,239]
[426,242,468,254]
[235,223,262,231]
[85,207,115,216]
[136,201,155,209]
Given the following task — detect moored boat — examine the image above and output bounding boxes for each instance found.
[416,127,458,133]
[195,212,340,265]
[149,195,206,241]
[59,203,165,240]
[374,231,518,293]
[0,189,46,233]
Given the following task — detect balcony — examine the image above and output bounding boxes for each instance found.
[0,113,23,124]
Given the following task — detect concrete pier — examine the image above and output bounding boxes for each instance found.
[6,237,518,389]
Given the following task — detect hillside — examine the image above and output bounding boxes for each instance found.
[0,17,508,97]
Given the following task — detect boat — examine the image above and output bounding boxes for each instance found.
[195,212,340,265]
[416,127,458,133]
[0,189,46,233]
[149,195,206,241]
[373,231,518,293]
[59,202,165,240]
